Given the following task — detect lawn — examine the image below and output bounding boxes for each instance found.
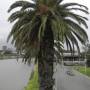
[76,66,90,77]
[24,65,39,90]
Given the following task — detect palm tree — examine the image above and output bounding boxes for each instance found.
[8,0,89,90]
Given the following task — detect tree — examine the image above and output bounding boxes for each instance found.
[82,43,90,67]
[86,44,90,67]
[8,0,88,90]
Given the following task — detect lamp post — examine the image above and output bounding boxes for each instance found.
[84,54,87,74]
[84,44,88,74]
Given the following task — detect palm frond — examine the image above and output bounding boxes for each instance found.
[38,15,48,41]
[8,1,35,12]
[65,12,88,28]
[65,19,88,40]
[8,0,89,64]
[68,8,89,14]
[62,3,88,10]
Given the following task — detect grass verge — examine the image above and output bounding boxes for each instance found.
[74,66,90,77]
[24,65,39,90]
[79,67,90,77]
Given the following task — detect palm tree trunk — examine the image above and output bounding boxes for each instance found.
[38,26,54,90]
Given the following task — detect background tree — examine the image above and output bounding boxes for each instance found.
[8,0,89,90]
[82,43,90,67]
[86,44,90,67]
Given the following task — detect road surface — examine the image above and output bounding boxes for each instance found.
[54,65,90,90]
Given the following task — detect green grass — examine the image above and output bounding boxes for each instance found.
[24,65,39,90]
[75,66,90,77]
[73,66,90,77]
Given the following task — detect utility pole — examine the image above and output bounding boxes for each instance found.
[85,52,87,74]
[84,44,88,74]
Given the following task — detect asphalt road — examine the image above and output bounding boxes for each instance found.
[54,65,90,90]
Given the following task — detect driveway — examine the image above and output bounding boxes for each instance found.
[54,65,90,90]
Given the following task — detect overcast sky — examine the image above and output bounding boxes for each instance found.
[0,0,90,44]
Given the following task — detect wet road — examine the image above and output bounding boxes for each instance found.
[55,65,90,90]
[0,59,33,90]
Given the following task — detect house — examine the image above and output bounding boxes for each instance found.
[62,50,86,66]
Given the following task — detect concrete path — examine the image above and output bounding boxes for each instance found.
[54,65,90,90]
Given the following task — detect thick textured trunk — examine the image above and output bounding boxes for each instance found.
[38,26,54,90]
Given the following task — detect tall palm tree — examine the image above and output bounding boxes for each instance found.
[8,0,89,90]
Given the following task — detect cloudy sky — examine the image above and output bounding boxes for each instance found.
[0,0,90,45]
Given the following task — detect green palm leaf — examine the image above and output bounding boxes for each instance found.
[8,0,89,63]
